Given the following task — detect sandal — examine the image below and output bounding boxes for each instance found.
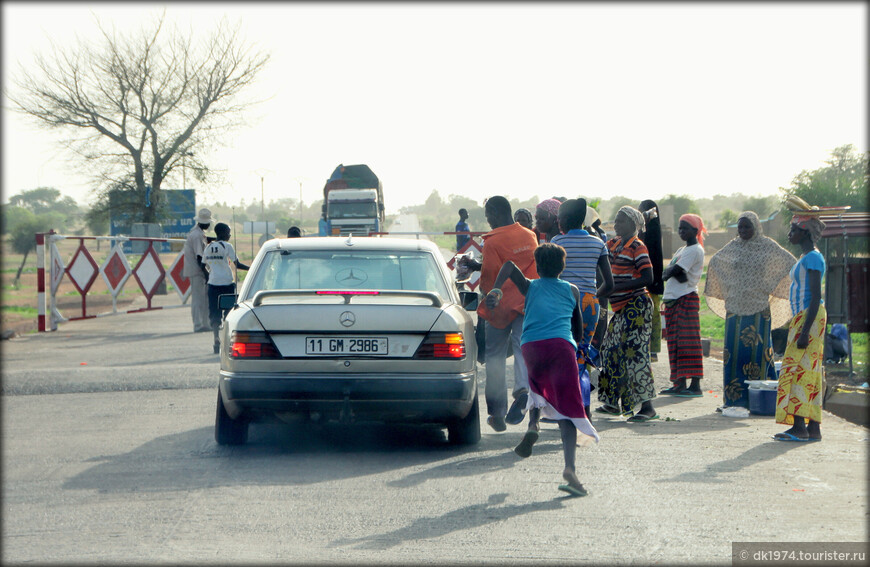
[627,413,659,423]
[594,405,621,415]
[660,386,686,395]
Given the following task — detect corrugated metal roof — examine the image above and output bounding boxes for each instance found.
[817,212,870,238]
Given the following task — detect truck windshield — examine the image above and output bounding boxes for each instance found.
[328,201,377,218]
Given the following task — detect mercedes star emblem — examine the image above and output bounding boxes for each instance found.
[339,311,356,327]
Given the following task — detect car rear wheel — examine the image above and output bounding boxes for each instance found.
[447,393,481,445]
[215,389,249,445]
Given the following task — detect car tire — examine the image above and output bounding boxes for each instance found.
[215,389,249,445]
[447,393,481,445]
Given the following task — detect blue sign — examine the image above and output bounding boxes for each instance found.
[111,189,196,253]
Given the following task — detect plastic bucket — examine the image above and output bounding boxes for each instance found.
[748,386,777,416]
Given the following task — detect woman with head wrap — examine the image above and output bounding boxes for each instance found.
[773,212,827,442]
[638,200,664,360]
[514,208,534,231]
[660,213,707,397]
[596,206,658,421]
[704,211,796,409]
[535,198,562,243]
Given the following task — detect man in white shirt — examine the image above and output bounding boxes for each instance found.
[182,208,213,332]
[203,222,249,353]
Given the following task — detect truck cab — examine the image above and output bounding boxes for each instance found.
[326,188,381,235]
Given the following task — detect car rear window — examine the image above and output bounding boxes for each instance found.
[244,250,451,299]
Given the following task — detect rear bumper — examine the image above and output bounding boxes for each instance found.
[219,370,477,423]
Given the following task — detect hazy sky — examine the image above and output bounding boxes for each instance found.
[2,2,866,215]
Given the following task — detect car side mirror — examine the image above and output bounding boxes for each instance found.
[460,291,479,311]
[218,294,238,311]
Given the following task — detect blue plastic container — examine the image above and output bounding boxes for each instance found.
[748,387,777,416]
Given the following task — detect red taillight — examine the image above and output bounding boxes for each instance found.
[230,332,280,359]
[415,332,466,359]
[316,290,380,295]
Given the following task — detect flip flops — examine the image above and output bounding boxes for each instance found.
[558,484,588,498]
[627,413,660,423]
[594,405,622,415]
[660,386,685,395]
[772,432,809,442]
[673,389,703,398]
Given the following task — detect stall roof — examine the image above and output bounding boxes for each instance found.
[818,212,870,238]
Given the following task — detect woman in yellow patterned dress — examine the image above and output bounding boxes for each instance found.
[774,213,827,442]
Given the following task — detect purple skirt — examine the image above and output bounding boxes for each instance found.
[521,338,599,443]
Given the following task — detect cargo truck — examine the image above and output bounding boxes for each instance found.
[322,164,385,236]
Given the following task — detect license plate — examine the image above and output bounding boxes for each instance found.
[305,337,388,355]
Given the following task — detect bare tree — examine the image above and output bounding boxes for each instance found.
[8,12,270,223]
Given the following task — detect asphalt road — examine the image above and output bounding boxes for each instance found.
[2,296,868,565]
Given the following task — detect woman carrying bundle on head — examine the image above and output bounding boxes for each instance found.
[773,209,828,442]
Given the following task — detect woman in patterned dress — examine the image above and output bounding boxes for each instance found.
[704,211,796,408]
[597,206,658,422]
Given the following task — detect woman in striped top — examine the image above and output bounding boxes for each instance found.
[597,206,658,422]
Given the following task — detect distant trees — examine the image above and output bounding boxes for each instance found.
[2,188,78,286]
[659,194,701,218]
[9,12,270,224]
[779,144,868,212]
[718,209,739,228]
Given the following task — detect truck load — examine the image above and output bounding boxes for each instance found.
[322,164,385,236]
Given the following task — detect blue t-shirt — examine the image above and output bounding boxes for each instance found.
[551,229,608,295]
[455,220,470,251]
[789,250,825,315]
[521,277,577,348]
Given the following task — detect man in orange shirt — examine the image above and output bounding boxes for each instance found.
[460,196,539,431]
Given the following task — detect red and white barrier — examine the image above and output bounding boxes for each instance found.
[36,230,487,332]
[37,233,191,332]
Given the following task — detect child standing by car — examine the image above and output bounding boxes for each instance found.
[485,243,599,497]
[203,222,250,354]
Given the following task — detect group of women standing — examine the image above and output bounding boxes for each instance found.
[482,195,832,498]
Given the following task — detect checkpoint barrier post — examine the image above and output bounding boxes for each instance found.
[39,233,191,332]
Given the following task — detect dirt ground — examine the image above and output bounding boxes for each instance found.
[2,270,137,337]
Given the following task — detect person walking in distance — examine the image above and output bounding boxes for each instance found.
[203,223,250,354]
[183,208,213,333]
[485,243,599,497]
[660,214,707,397]
[455,208,471,252]
[458,196,538,431]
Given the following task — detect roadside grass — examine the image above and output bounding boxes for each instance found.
[2,305,37,315]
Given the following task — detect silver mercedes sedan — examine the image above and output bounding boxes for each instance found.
[214,236,480,446]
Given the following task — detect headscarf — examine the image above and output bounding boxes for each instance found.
[585,206,600,229]
[536,198,561,219]
[703,211,797,328]
[791,214,826,243]
[679,213,708,247]
[612,205,645,254]
[617,205,645,235]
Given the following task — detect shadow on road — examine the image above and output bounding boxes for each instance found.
[61,421,553,494]
[330,492,567,550]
